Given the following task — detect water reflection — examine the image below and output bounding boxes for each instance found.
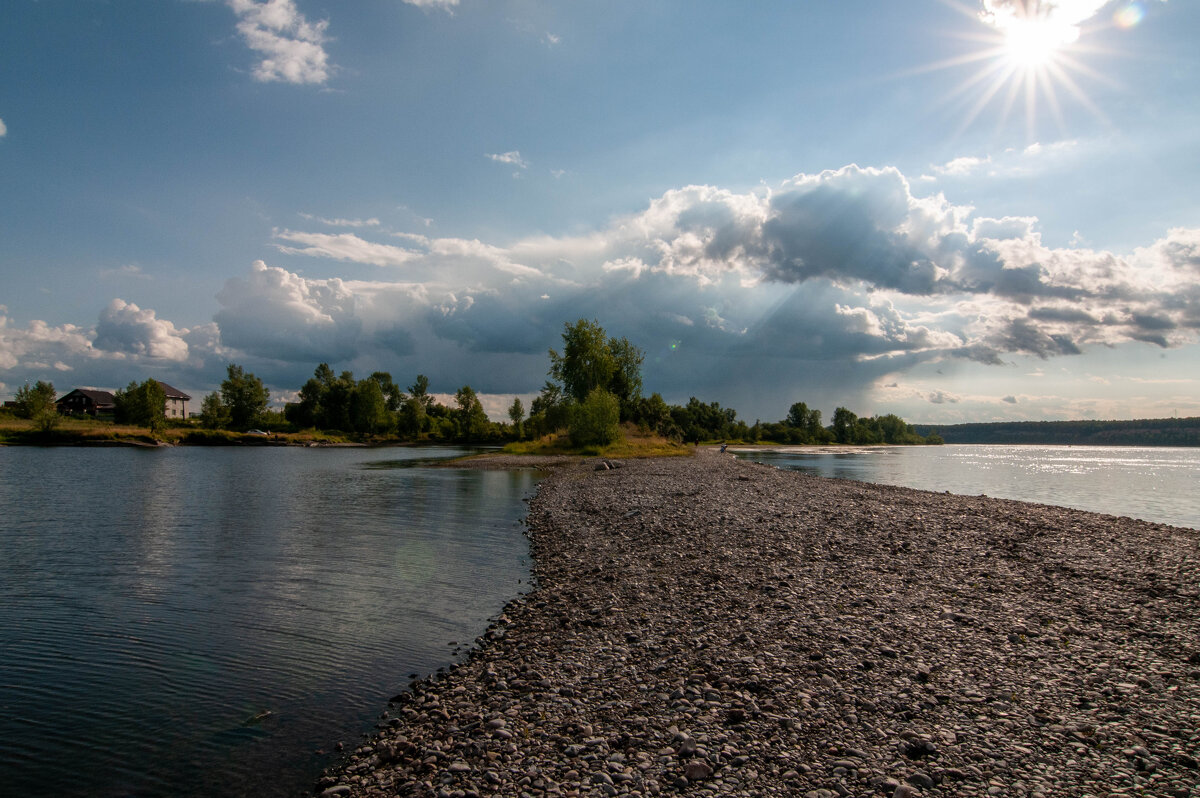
[736,444,1199,529]
[0,446,537,798]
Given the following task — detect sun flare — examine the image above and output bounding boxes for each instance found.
[908,0,1138,141]
[1001,16,1078,68]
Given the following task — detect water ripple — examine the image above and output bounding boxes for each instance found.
[0,446,536,798]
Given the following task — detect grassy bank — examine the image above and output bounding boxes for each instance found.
[0,417,353,447]
[500,423,694,458]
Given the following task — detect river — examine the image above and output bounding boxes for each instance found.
[731,443,1199,530]
[0,446,537,798]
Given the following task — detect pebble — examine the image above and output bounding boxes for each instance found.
[319,451,1200,798]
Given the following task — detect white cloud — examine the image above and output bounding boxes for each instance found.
[274,230,420,267]
[299,213,381,228]
[0,311,95,372]
[214,260,369,362]
[99,264,152,280]
[227,0,332,85]
[979,1,1109,44]
[487,151,529,169]
[9,163,1199,420]
[94,299,191,361]
[254,165,1200,390]
[0,118,7,137]
[402,0,459,9]
[933,155,991,177]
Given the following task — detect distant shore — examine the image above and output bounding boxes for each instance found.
[318,450,1200,797]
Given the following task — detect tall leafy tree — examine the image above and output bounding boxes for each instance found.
[548,319,644,416]
[351,378,391,435]
[368,371,405,412]
[454,385,488,442]
[408,374,434,412]
[220,364,270,430]
[397,395,426,438]
[831,407,857,444]
[14,380,56,419]
[15,380,58,433]
[507,396,524,438]
[549,319,616,403]
[199,391,230,429]
[606,335,645,415]
[115,379,167,434]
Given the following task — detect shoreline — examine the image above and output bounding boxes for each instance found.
[319,451,1199,797]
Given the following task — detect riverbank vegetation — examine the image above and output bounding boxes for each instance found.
[915,417,1200,446]
[2,318,940,450]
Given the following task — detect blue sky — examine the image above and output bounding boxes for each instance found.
[2,0,1198,423]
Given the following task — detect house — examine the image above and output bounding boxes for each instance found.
[157,382,192,419]
[56,389,117,417]
[56,382,191,419]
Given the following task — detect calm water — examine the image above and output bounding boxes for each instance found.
[733,444,1200,530]
[0,446,538,798]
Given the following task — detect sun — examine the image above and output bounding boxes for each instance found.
[1001,16,1078,68]
[907,0,1128,142]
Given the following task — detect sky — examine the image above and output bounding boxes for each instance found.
[2,0,1198,424]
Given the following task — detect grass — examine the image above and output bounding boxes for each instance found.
[501,423,694,458]
[0,415,355,446]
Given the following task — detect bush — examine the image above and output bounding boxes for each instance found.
[569,388,621,447]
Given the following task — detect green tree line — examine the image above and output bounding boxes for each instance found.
[6,318,939,447]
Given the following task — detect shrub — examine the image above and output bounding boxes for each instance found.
[569,388,621,448]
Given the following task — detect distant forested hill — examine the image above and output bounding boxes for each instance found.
[912,417,1200,447]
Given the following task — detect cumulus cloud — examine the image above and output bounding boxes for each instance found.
[402,0,459,9]
[214,260,366,362]
[13,162,1198,418]
[215,164,1200,415]
[0,310,95,372]
[94,299,191,361]
[0,118,6,137]
[228,0,332,85]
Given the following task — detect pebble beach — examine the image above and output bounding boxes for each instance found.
[318,449,1199,798]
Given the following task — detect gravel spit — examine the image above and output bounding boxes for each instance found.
[318,450,1200,797]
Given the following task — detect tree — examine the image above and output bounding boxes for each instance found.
[220,364,270,430]
[408,374,434,412]
[397,395,426,438]
[528,381,569,438]
[507,396,525,439]
[369,371,405,412]
[15,380,58,433]
[351,378,390,435]
[115,379,167,434]
[606,335,645,417]
[831,407,857,444]
[548,319,644,422]
[784,401,825,444]
[15,380,56,419]
[569,387,621,447]
[633,392,672,435]
[454,385,488,442]
[199,392,230,429]
[549,319,614,403]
